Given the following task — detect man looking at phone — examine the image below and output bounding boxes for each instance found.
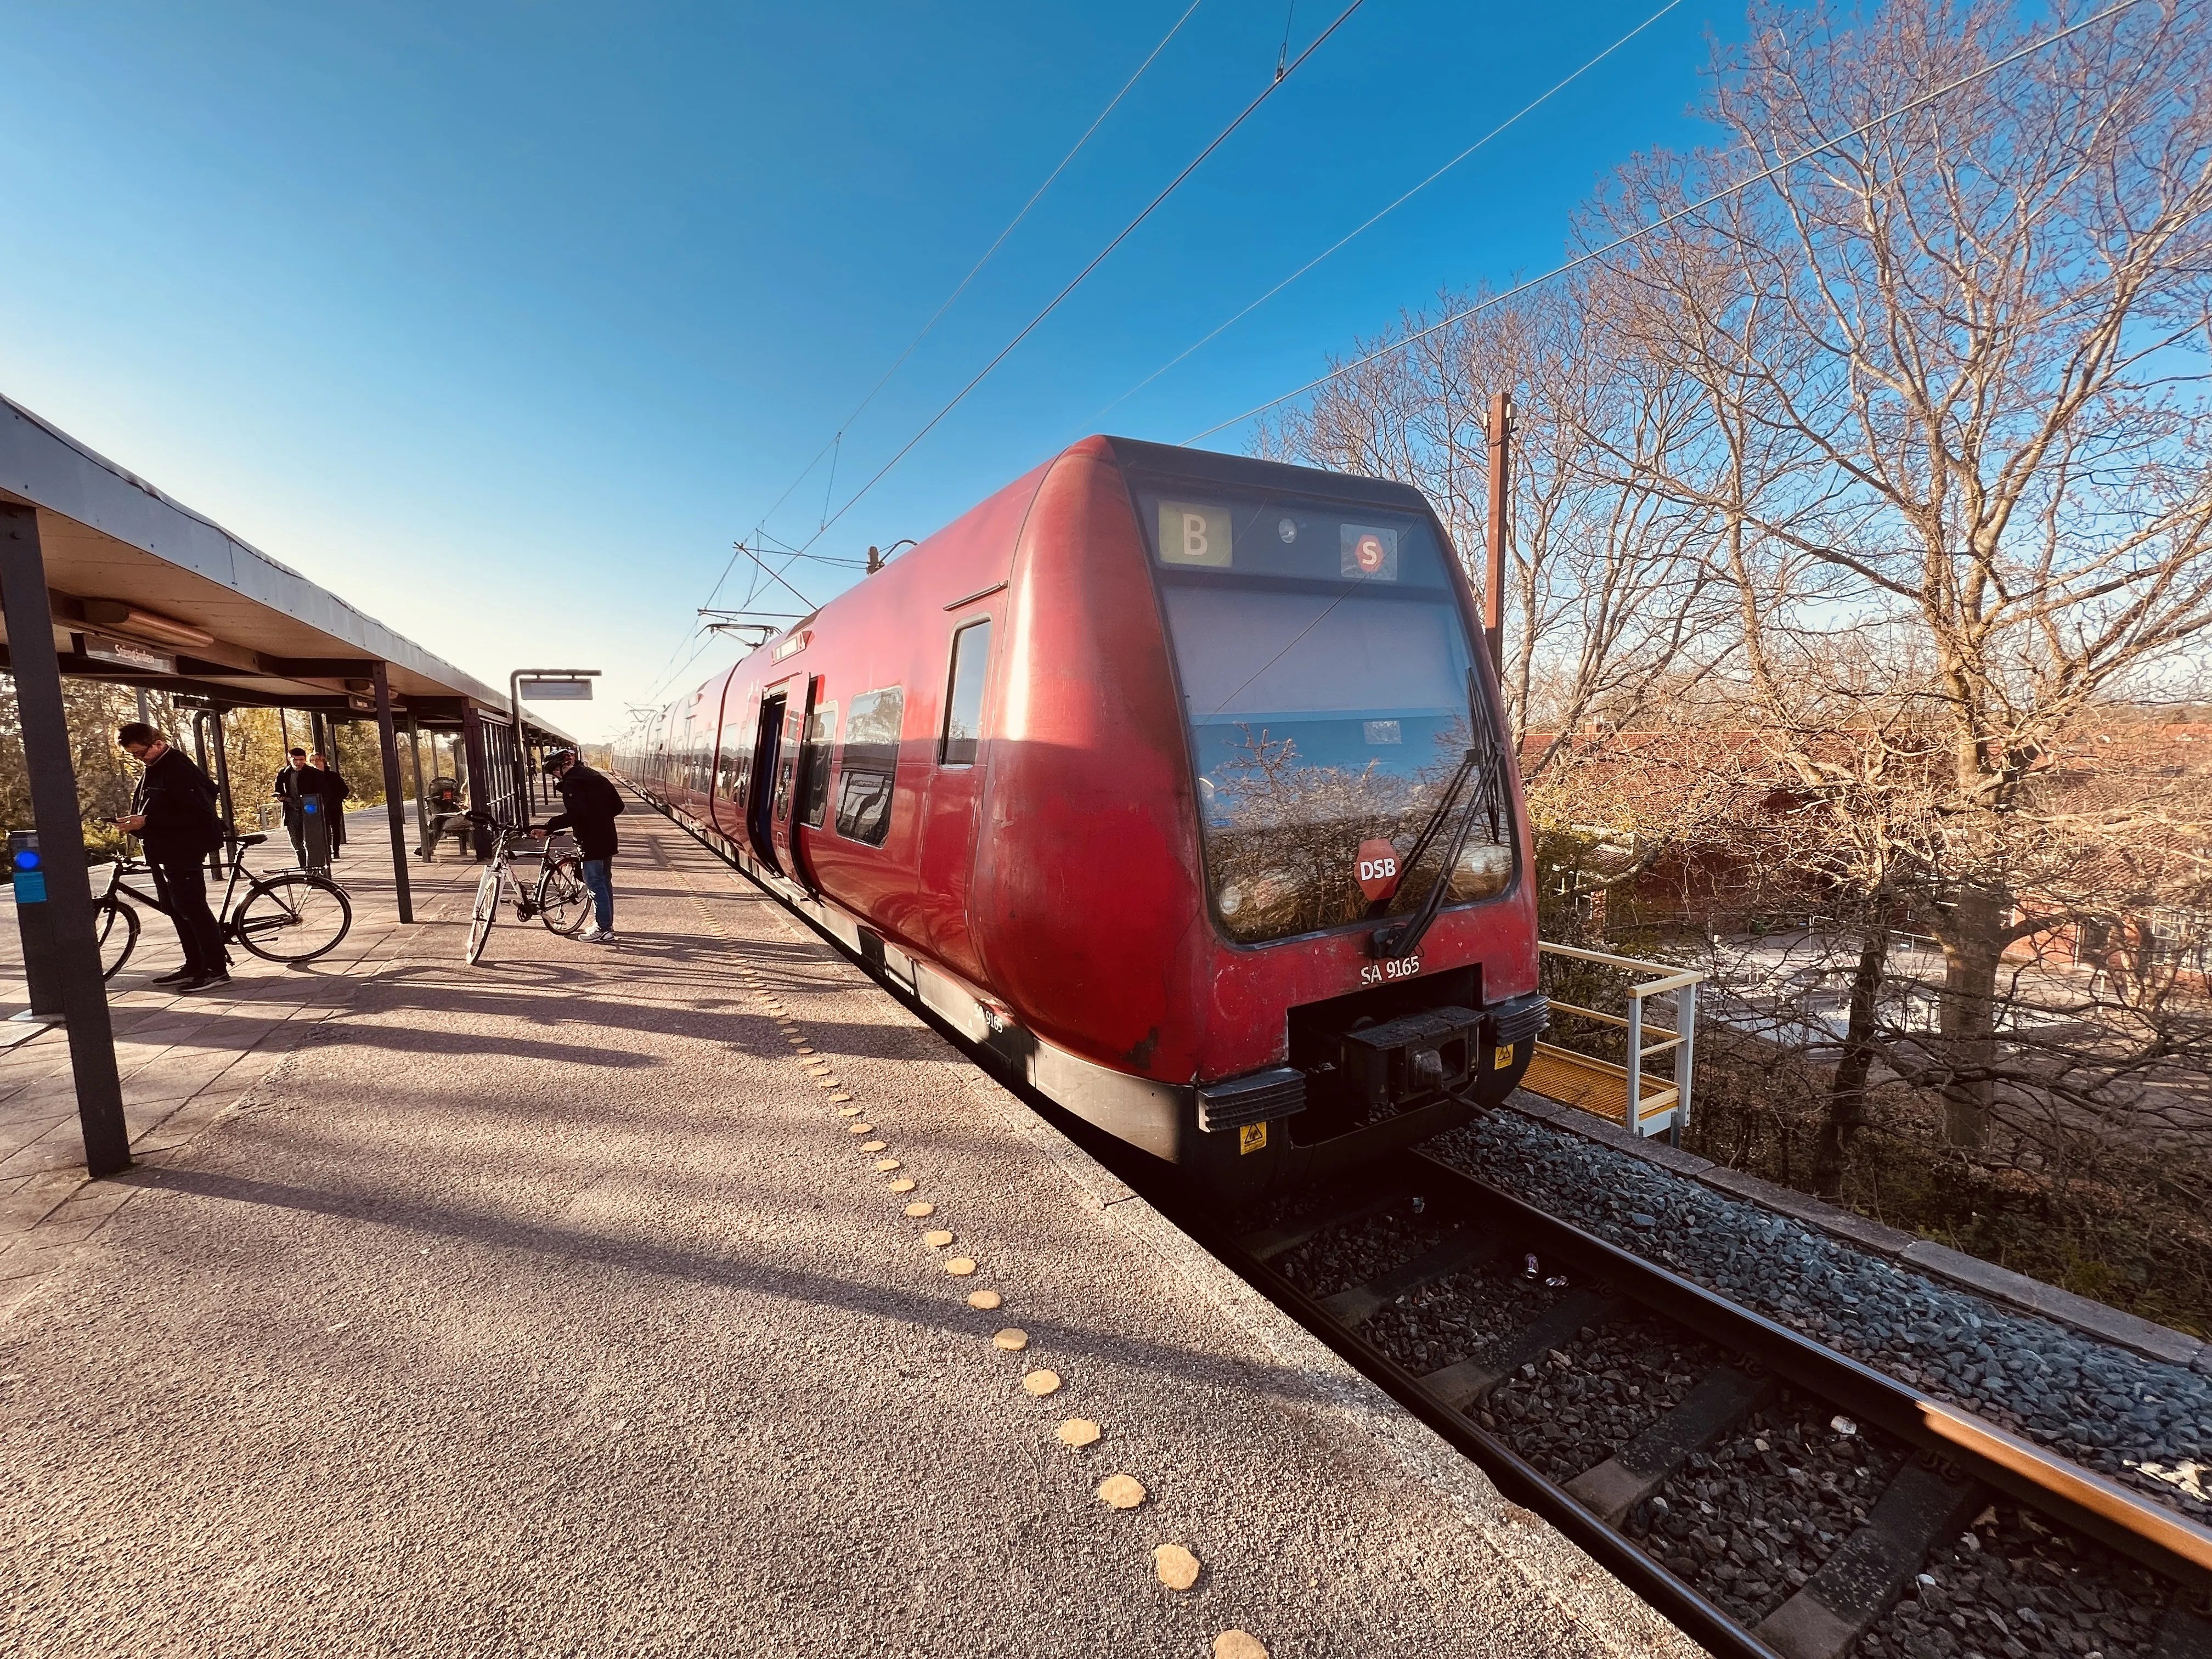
[114,721,230,991]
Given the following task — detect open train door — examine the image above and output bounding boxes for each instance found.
[774,676,823,892]
[747,685,791,871]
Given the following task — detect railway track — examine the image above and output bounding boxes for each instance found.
[636,791,2208,1658]
[1186,1148,2212,1659]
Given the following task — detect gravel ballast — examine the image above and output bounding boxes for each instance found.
[1431,1112,2212,1525]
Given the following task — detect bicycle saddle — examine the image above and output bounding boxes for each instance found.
[231,832,269,848]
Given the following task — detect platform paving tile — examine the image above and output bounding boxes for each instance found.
[0,806,1692,1659]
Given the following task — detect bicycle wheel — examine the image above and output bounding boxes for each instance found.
[233,874,354,964]
[466,866,501,965]
[93,896,139,979]
[537,854,592,936]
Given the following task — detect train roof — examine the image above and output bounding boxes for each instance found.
[669,435,1444,718]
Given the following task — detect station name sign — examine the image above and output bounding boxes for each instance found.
[520,678,594,701]
[76,633,176,674]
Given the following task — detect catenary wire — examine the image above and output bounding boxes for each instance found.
[1182,0,2155,444]
[642,0,1209,701]
[789,0,1370,558]
[738,0,1209,549]
[1101,0,1685,418]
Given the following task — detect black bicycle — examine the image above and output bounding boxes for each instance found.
[464,814,591,965]
[93,833,354,978]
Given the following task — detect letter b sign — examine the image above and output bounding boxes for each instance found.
[1158,501,1232,568]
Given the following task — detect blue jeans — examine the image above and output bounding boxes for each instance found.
[581,858,614,933]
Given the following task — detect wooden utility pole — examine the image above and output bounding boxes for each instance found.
[1484,391,1510,676]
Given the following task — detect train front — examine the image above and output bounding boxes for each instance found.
[1116,440,1543,1198]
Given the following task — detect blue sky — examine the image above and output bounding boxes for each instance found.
[0,1,1726,739]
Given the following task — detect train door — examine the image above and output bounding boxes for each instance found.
[747,687,788,868]
[914,612,996,979]
[771,677,824,885]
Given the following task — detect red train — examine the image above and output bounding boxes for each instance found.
[618,436,1545,1200]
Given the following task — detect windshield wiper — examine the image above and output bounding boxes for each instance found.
[1369,671,1502,961]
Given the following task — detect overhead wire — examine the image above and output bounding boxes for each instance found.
[730,0,1210,552]
[1101,0,1685,418]
[642,0,1212,706]
[792,0,1370,556]
[1182,0,2154,444]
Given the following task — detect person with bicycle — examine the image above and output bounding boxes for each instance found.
[114,721,230,991]
[533,749,624,944]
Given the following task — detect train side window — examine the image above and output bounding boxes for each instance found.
[940,619,991,766]
[798,702,838,828]
[835,686,904,847]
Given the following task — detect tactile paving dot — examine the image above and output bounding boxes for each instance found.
[1021,1370,1062,1397]
[874,1158,901,1172]
[1154,1544,1201,1591]
[885,1179,917,1194]
[1213,1634,1268,1659]
[838,1106,864,1117]
[860,1141,888,1153]
[830,1092,852,1103]
[1095,1474,1147,1510]
[943,1257,977,1277]
[922,1230,955,1248]
[847,1123,873,1135]
[815,1078,839,1089]
[1056,1418,1101,1447]
[904,1202,935,1218]
[992,1329,1028,1351]
[966,1289,1001,1310]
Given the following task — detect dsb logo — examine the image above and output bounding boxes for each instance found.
[1355,838,1402,902]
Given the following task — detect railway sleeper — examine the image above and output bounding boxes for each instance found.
[1238,1175,1404,1263]
[1318,1229,1496,1327]
[1562,1364,1777,1526]
[1750,1454,1984,1659]
[1420,1287,1621,1412]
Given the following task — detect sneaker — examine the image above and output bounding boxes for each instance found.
[176,972,231,994]
[580,928,618,945]
[151,967,199,986]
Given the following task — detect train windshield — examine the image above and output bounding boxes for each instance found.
[1135,483,1515,945]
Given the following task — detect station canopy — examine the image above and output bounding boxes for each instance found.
[0,392,572,741]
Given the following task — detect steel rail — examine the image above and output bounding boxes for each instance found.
[1181,1148,2212,1659]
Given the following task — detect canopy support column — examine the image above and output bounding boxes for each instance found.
[460,704,493,859]
[370,662,413,924]
[0,503,128,1176]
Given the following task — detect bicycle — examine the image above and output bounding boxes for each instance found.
[463,813,592,964]
[93,833,354,978]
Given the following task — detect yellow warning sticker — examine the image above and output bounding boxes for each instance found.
[1238,1121,1267,1155]
[1494,1043,1515,1069]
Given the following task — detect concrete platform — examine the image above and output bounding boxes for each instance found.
[0,804,1700,1658]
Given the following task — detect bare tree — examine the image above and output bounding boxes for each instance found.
[1591,0,2212,1144]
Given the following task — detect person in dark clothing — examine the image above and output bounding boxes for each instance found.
[533,749,625,943]
[309,752,352,859]
[273,747,345,868]
[115,721,231,991]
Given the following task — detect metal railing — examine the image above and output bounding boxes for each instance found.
[1536,941,1705,1141]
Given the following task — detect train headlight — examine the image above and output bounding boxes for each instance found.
[1448,842,1514,901]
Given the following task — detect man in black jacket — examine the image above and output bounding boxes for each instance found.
[273,747,345,868]
[533,749,625,944]
[115,721,231,991]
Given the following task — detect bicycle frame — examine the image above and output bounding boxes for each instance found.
[100,844,253,930]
